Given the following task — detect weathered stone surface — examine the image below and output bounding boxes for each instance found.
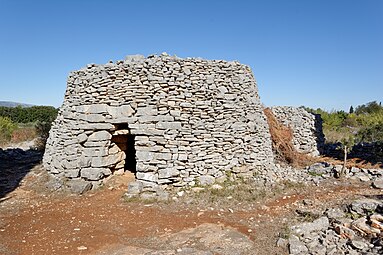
[126,181,143,195]
[42,54,307,194]
[289,235,308,254]
[271,106,325,156]
[66,179,92,194]
[77,133,88,143]
[372,178,383,189]
[91,152,125,167]
[81,168,111,180]
[87,104,108,114]
[288,197,383,255]
[158,168,179,179]
[107,105,134,118]
[291,216,329,236]
[136,172,158,182]
[87,131,112,142]
[350,198,382,215]
[198,175,215,186]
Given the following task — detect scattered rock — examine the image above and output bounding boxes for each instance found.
[288,235,308,254]
[349,198,382,215]
[372,178,383,189]
[350,239,368,250]
[67,179,92,194]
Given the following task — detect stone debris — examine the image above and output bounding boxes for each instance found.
[285,197,383,255]
[372,178,383,189]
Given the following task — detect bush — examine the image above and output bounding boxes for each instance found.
[356,123,383,143]
[0,105,58,123]
[0,117,17,145]
[34,121,52,150]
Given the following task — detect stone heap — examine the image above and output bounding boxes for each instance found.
[43,54,274,194]
[271,106,324,156]
[286,198,383,254]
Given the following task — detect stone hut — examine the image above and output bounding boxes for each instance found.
[271,106,325,156]
[43,54,274,193]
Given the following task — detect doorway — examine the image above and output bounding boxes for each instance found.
[111,124,136,174]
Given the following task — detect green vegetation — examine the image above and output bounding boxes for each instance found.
[0,117,18,144]
[0,106,58,148]
[0,105,58,124]
[306,101,383,144]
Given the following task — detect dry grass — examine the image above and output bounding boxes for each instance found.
[264,108,315,168]
[11,126,37,143]
[319,156,382,169]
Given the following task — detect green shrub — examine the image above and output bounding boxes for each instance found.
[356,123,383,143]
[0,117,17,144]
[0,105,58,123]
[34,121,53,150]
[306,101,383,144]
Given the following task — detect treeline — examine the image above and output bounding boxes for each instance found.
[0,105,58,147]
[306,101,383,144]
[0,105,58,124]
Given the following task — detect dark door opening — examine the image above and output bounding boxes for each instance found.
[111,125,136,174]
[124,134,136,173]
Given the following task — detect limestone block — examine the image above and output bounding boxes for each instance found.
[136,172,158,182]
[66,179,92,194]
[64,169,80,178]
[178,154,188,161]
[158,168,180,179]
[81,168,112,180]
[198,175,215,186]
[126,181,143,194]
[136,151,154,161]
[78,156,91,167]
[108,144,121,154]
[87,130,112,142]
[86,104,108,114]
[107,105,134,118]
[156,121,182,130]
[78,123,114,130]
[79,113,106,123]
[83,140,110,148]
[136,162,158,172]
[91,152,125,167]
[136,106,158,116]
[77,133,88,143]
[110,117,138,124]
[170,110,181,117]
[154,152,172,161]
[82,147,108,157]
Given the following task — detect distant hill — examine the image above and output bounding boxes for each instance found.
[0,101,34,108]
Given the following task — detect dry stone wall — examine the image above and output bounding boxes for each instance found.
[43,54,274,193]
[271,106,325,156]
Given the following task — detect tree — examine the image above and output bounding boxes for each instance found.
[0,117,17,144]
[338,135,355,177]
[349,105,354,114]
[355,101,383,115]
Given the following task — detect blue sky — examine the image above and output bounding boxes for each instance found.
[0,0,382,111]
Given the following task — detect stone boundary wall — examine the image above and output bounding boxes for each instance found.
[271,106,324,156]
[43,54,274,194]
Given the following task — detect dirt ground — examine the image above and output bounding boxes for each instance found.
[1,155,382,255]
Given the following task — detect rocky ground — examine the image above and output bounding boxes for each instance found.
[0,145,382,254]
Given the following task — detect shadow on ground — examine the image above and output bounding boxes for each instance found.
[323,142,383,168]
[0,148,43,200]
